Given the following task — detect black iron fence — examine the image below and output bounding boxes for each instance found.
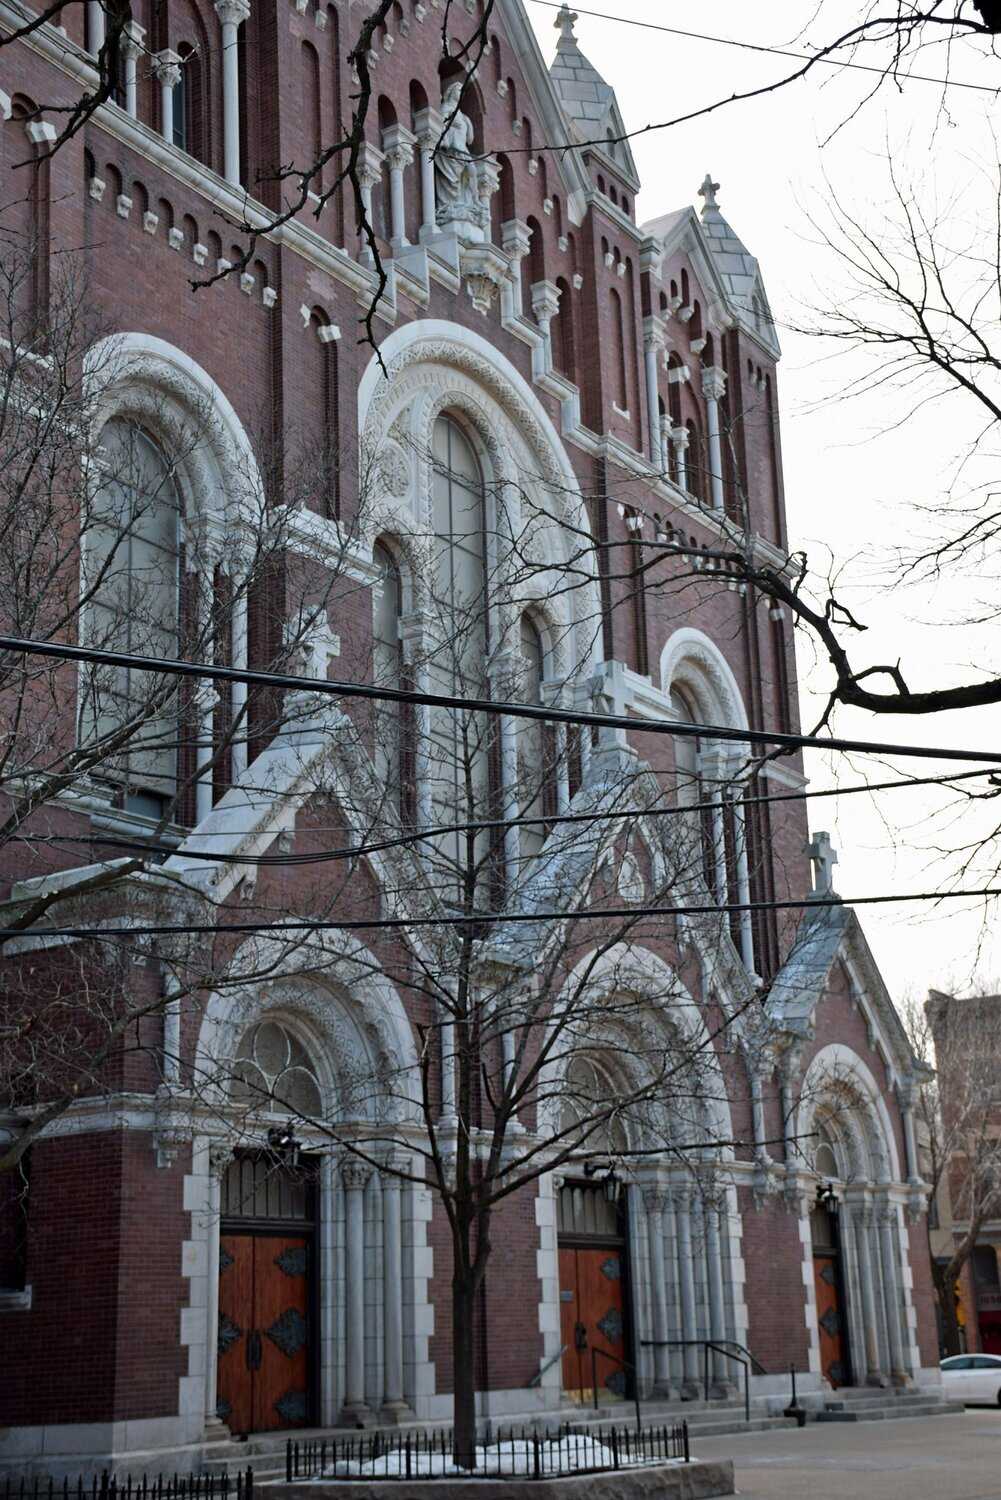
[285,1422,690,1481]
[1,1473,253,1500]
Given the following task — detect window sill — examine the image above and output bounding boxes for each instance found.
[0,1285,32,1311]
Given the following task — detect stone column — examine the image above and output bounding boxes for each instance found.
[381,124,416,246]
[413,106,443,241]
[439,989,457,1120]
[356,141,385,263]
[162,970,181,1085]
[501,218,531,314]
[121,21,145,119]
[659,414,672,477]
[730,793,755,970]
[673,1186,700,1397]
[701,366,727,512]
[849,1204,885,1386]
[214,0,250,187]
[87,1,105,55]
[644,1189,673,1395]
[531,279,562,370]
[704,1197,732,1393]
[205,1141,232,1433]
[381,1157,408,1421]
[341,1161,373,1424]
[152,49,181,144]
[477,154,502,243]
[877,1205,910,1385]
[671,425,689,494]
[643,317,666,468]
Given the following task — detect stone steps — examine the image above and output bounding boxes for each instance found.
[815,1398,965,1423]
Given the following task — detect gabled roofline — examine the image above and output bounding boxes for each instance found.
[495,0,593,220]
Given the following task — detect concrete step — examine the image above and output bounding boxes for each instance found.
[815,1399,965,1424]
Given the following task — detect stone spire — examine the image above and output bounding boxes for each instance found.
[696,171,777,348]
[548,4,639,184]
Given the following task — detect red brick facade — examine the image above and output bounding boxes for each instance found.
[0,0,942,1467]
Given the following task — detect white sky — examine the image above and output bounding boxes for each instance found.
[526,0,1001,1003]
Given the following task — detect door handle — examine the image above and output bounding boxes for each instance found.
[574,1320,588,1351]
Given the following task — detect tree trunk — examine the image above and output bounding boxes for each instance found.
[452,1264,479,1470]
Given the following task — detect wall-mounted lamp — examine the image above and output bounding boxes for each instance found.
[816,1180,839,1213]
[267,1120,302,1168]
[585,1160,621,1203]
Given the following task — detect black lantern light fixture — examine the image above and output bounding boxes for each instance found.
[267,1119,302,1168]
[815,1180,838,1214]
[584,1159,621,1203]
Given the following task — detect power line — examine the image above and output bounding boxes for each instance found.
[12,766,991,868]
[7,886,1001,944]
[528,0,999,94]
[4,633,1001,767]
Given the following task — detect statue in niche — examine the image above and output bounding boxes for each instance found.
[435,78,483,236]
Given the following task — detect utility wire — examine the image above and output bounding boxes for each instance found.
[4,634,1001,766]
[11,766,991,869]
[8,886,1001,944]
[528,0,1000,94]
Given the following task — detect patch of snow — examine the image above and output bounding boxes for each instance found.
[320,1434,685,1480]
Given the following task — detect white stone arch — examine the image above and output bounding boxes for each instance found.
[197,930,421,1125]
[660,626,749,737]
[538,941,733,1158]
[798,1042,901,1186]
[84,332,264,554]
[358,319,601,677]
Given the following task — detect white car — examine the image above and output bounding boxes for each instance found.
[940,1353,1001,1405]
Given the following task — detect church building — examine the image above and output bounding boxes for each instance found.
[0,0,947,1472]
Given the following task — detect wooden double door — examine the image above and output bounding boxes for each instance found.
[217,1231,314,1433]
[559,1244,629,1403]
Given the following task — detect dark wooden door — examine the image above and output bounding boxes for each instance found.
[218,1233,312,1433]
[813,1254,847,1388]
[559,1246,627,1402]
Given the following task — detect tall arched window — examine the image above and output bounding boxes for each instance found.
[686,419,705,502]
[429,414,494,894]
[610,288,628,410]
[671,685,742,953]
[84,418,182,816]
[373,539,415,823]
[552,275,574,380]
[517,613,555,863]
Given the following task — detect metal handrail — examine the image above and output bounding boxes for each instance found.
[707,1337,767,1377]
[529,1342,568,1388]
[704,1342,750,1424]
[641,1338,758,1423]
[590,1346,642,1432]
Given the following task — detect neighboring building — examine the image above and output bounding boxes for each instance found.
[926,990,1001,1356]
[1,0,947,1473]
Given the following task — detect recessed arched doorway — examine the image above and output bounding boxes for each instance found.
[216,1020,324,1434]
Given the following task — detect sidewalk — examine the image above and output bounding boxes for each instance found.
[692,1409,1001,1500]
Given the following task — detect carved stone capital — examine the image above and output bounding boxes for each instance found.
[412,105,444,151]
[501,217,532,263]
[207,1140,233,1178]
[382,122,416,169]
[671,425,690,451]
[152,49,182,89]
[356,141,385,192]
[701,365,727,402]
[342,1160,372,1192]
[643,1187,669,1215]
[121,20,146,61]
[643,314,667,353]
[530,278,562,324]
[214,0,251,28]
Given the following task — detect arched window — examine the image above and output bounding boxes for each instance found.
[302,41,322,188]
[84,418,182,816]
[229,1019,323,1117]
[690,299,703,342]
[429,414,495,894]
[172,43,203,158]
[686,419,705,502]
[525,214,545,320]
[680,267,690,306]
[666,353,682,424]
[609,288,628,410]
[672,684,744,954]
[373,540,415,823]
[552,275,574,380]
[517,613,555,863]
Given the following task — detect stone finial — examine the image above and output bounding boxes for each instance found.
[555,4,578,41]
[808,830,839,896]
[699,173,720,212]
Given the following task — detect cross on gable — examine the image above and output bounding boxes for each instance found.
[808,831,838,896]
[699,173,720,211]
